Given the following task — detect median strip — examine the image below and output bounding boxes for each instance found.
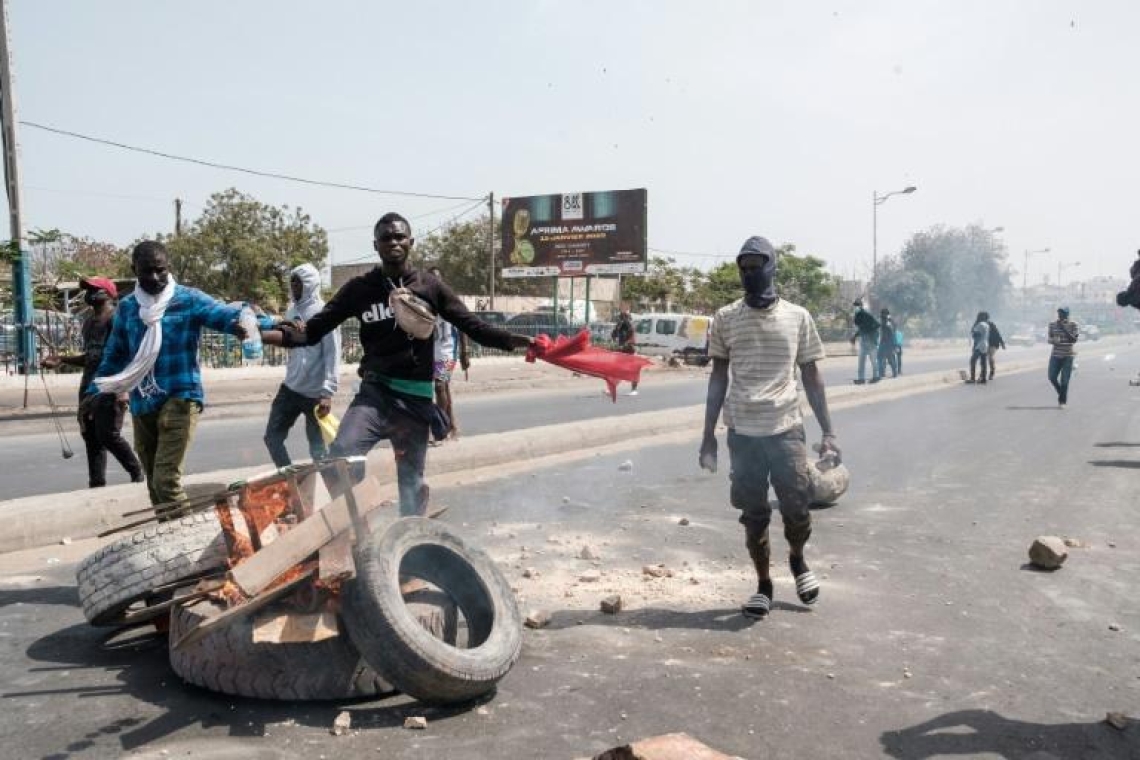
[0,348,1106,554]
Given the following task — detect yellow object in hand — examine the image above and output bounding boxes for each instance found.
[315,407,340,445]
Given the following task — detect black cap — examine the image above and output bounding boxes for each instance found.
[736,236,776,263]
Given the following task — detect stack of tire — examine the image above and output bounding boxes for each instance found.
[76,513,522,704]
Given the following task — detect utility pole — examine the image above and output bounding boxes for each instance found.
[871,185,917,297]
[174,197,183,236]
[0,0,35,385]
[487,192,495,309]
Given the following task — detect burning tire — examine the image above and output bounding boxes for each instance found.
[342,518,522,705]
[76,512,229,626]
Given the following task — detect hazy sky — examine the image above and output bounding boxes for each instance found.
[4,0,1136,284]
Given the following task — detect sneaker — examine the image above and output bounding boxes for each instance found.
[628,390,639,397]
[869,377,881,384]
[853,379,866,385]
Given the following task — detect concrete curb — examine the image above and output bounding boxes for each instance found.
[0,353,1070,553]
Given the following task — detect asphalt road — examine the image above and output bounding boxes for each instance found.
[0,344,1058,499]
[1,345,1138,758]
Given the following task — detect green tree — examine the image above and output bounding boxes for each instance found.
[691,244,838,315]
[18,229,130,308]
[894,224,1011,335]
[414,214,550,298]
[147,188,328,311]
[774,244,838,315]
[620,256,696,310]
[874,258,936,328]
[695,262,741,312]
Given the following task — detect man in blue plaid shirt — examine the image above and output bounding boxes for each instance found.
[91,241,248,511]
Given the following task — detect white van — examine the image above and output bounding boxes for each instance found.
[633,312,713,364]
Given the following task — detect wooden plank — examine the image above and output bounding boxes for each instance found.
[318,533,356,582]
[251,610,339,644]
[229,477,385,598]
[169,569,314,651]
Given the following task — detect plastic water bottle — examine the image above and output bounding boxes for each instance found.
[239,304,263,363]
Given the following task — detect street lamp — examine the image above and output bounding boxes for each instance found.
[872,185,917,291]
[1022,247,1051,294]
[1058,260,1081,289]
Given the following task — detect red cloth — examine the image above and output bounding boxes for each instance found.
[526,329,652,401]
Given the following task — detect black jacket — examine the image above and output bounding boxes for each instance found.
[986,321,1005,349]
[301,267,515,383]
[878,317,897,351]
[853,308,880,337]
[611,313,634,345]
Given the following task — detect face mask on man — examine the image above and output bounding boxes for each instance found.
[84,289,109,308]
[736,236,778,309]
[740,256,777,308]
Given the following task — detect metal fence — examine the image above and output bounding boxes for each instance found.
[1,314,599,372]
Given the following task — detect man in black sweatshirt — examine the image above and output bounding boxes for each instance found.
[263,212,532,516]
[984,312,1006,381]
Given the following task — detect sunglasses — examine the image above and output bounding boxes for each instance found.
[378,233,409,243]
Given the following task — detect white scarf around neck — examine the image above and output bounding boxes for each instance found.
[94,276,177,397]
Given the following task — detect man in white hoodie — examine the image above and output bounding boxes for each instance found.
[263,264,341,467]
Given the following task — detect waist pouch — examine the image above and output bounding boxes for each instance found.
[390,288,436,340]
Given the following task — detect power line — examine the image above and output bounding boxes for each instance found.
[20,120,486,202]
[649,246,733,260]
[326,198,484,234]
[335,198,487,265]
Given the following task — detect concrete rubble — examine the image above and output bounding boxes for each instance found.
[600,595,623,614]
[524,610,552,629]
[1028,536,1068,570]
[330,711,351,736]
[582,732,744,759]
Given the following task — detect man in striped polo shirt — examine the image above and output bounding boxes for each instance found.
[1047,306,1079,408]
[699,236,840,619]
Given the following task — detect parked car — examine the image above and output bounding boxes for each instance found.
[504,311,581,338]
[473,310,511,326]
[633,312,713,364]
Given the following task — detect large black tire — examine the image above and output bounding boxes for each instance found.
[168,598,393,701]
[168,588,456,701]
[342,518,522,705]
[76,512,229,627]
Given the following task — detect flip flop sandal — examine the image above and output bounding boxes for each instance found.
[794,570,820,605]
[741,593,771,619]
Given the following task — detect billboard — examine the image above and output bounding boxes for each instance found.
[500,188,647,277]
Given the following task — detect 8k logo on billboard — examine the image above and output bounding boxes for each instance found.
[561,192,584,221]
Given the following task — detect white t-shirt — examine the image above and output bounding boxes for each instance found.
[708,298,826,436]
[434,317,456,363]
